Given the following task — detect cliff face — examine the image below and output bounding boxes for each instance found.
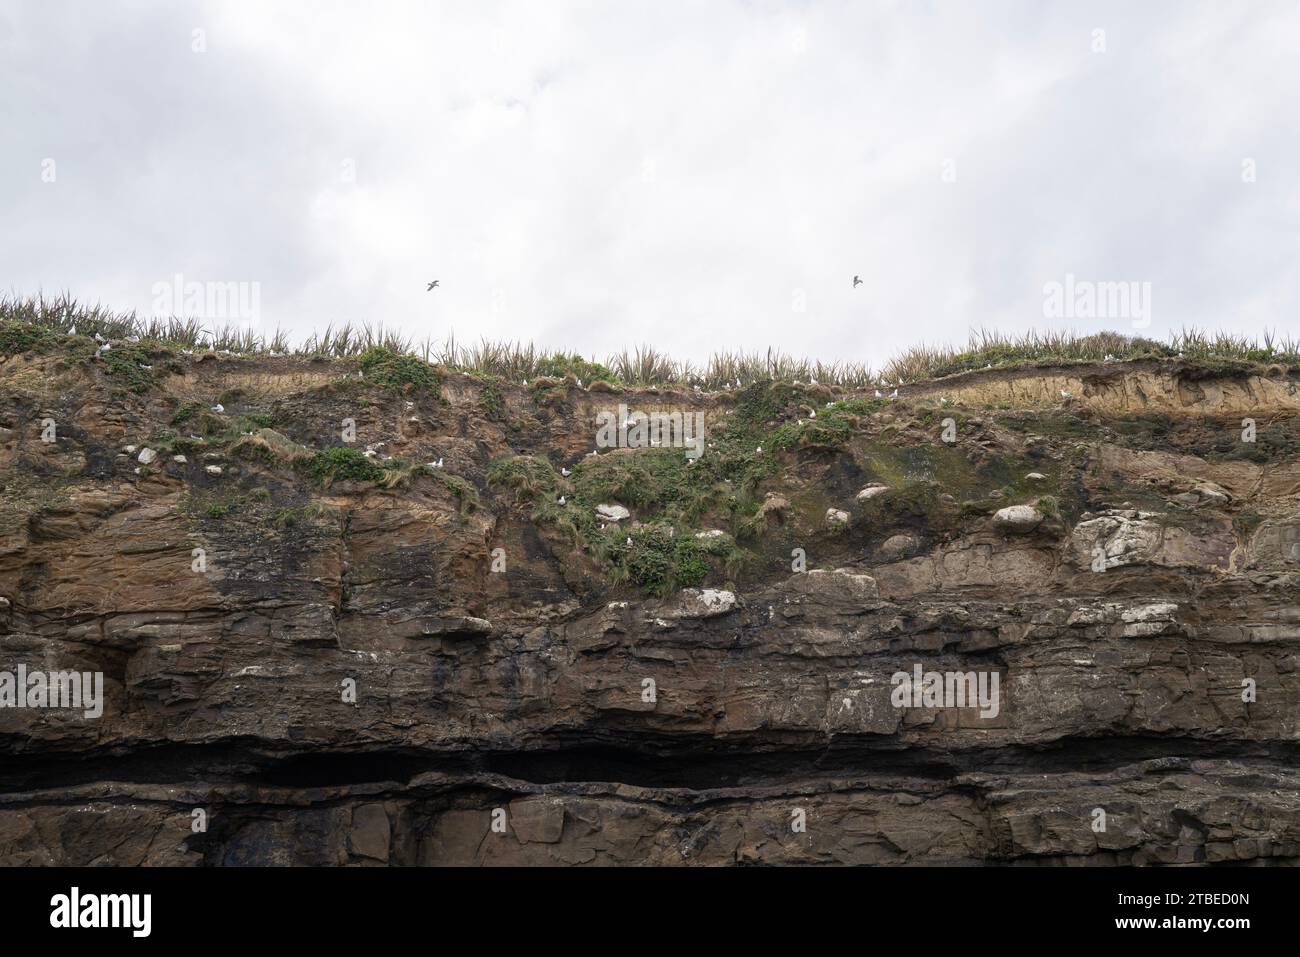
[2,344,1299,865]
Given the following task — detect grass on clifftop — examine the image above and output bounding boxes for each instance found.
[3,293,1299,392]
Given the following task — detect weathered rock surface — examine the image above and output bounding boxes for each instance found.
[2,347,1300,865]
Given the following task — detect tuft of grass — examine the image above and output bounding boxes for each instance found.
[487,455,560,504]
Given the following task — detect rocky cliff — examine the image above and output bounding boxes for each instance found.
[2,340,1299,865]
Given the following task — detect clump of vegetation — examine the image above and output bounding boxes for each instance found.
[429,471,480,516]
[487,455,560,504]
[358,346,441,392]
[240,411,275,429]
[479,381,505,421]
[0,321,58,356]
[100,344,162,394]
[300,447,385,486]
[273,501,338,528]
[530,377,570,409]
[771,396,885,451]
[372,458,415,488]
[620,525,714,595]
[534,352,619,384]
[170,403,203,426]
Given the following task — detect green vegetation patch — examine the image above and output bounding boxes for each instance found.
[99,344,162,394]
[0,321,59,356]
[480,381,505,421]
[534,353,619,385]
[299,447,385,486]
[358,346,441,392]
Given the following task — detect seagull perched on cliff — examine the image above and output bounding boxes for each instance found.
[853,276,862,287]
[809,409,816,418]
[557,495,566,505]
[560,467,571,476]
[211,403,224,413]
[625,537,633,546]
[426,280,439,291]
[428,458,443,469]
[890,388,898,399]
[1060,389,1073,399]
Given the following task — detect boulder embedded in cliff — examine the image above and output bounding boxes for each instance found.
[596,504,630,522]
[673,588,738,619]
[411,615,494,640]
[783,568,879,603]
[878,533,918,560]
[992,505,1043,533]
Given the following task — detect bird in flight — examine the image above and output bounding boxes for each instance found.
[426,280,439,291]
[853,276,862,287]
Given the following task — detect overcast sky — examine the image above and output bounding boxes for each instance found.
[2,0,1297,368]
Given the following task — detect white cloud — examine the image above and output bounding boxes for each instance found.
[2,0,1297,369]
